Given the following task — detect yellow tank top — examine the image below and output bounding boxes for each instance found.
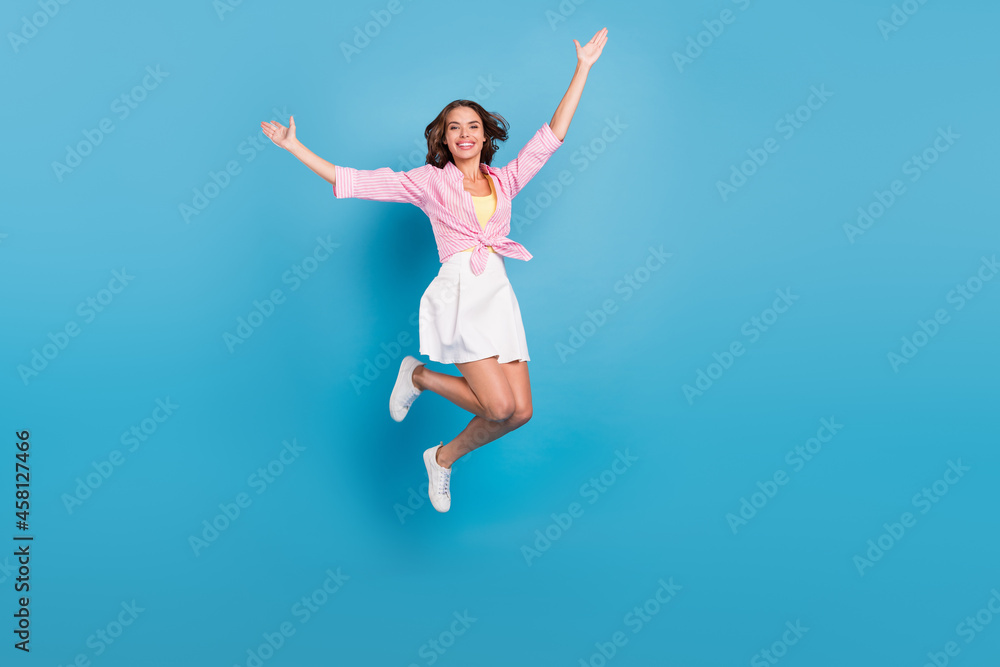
[462,174,497,253]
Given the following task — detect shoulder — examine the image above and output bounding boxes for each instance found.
[400,163,440,177]
[395,163,442,188]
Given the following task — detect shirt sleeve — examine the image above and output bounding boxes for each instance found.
[492,122,565,200]
[332,163,430,206]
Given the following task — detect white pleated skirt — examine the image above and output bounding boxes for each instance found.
[418,251,530,365]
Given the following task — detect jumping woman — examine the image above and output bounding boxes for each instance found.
[261,27,608,513]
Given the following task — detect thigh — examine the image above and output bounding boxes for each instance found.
[454,356,515,419]
[499,360,531,414]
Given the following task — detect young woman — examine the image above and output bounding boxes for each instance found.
[261,27,608,513]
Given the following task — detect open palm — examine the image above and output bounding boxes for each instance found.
[574,27,608,67]
[261,115,296,149]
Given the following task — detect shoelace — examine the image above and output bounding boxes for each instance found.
[438,467,451,495]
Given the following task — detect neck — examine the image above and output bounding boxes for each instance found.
[453,155,484,181]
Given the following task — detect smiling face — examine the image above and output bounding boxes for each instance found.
[444,106,486,159]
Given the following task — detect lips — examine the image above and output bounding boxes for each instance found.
[457,142,475,149]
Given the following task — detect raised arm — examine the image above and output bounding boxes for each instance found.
[261,116,339,186]
[261,116,428,205]
[549,27,608,142]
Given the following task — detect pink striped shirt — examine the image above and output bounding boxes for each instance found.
[332,122,565,275]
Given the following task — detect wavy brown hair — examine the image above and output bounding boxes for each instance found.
[423,100,509,169]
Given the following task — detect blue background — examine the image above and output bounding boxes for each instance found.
[2,0,998,665]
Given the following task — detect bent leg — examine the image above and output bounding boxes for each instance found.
[499,360,532,429]
[454,356,517,422]
[436,359,533,468]
[411,364,489,418]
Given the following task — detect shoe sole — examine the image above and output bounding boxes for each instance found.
[389,357,422,422]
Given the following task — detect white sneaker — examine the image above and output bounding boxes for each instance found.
[423,444,451,512]
[389,355,425,422]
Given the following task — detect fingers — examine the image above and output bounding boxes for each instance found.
[576,27,607,61]
[259,117,294,133]
[589,27,608,45]
[260,121,285,143]
[590,27,608,52]
[259,117,293,146]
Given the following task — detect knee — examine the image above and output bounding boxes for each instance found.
[507,404,532,430]
[485,396,516,423]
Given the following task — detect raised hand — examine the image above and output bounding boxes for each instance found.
[261,115,297,149]
[574,27,608,68]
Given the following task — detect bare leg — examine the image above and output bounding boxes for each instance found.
[412,364,489,418]
[436,359,533,468]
